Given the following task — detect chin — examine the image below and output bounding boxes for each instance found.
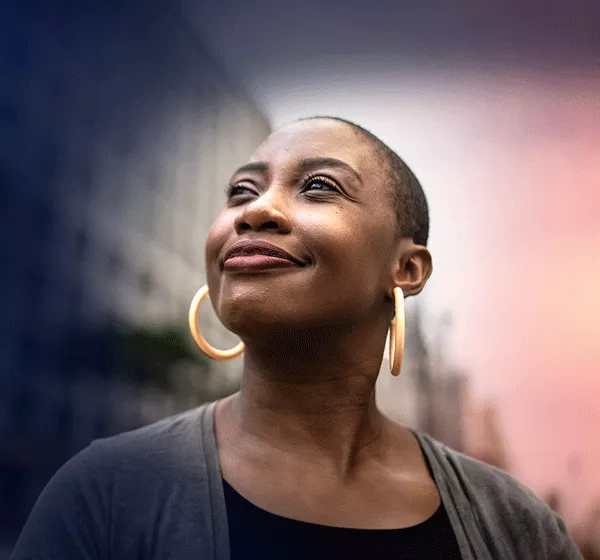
[215,290,294,334]
[221,311,302,341]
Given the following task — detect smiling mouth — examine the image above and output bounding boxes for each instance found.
[223,254,301,272]
[221,241,309,273]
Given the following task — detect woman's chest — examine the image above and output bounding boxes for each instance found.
[220,456,441,530]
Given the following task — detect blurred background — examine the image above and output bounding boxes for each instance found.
[1,0,599,556]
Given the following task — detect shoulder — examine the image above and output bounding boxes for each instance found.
[418,433,581,559]
[428,436,543,509]
[29,402,217,521]
[90,402,213,465]
[11,404,217,558]
[68,402,217,497]
[39,402,213,500]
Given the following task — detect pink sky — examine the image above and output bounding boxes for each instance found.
[410,74,600,523]
[450,79,600,523]
[265,71,600,523]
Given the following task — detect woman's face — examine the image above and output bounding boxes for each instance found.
[205,119,402,336]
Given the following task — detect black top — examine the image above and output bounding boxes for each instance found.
[223,479,463,560]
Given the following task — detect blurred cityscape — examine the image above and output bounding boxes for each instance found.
[1,1,599,557]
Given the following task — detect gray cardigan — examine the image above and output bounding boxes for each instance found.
[11,402,582,559]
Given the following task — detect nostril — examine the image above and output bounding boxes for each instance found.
[263,221,279,230]
[238,223,252,232]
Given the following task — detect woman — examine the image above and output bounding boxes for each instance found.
[11,117,581,559]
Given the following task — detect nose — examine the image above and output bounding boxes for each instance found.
[234,189,292,234]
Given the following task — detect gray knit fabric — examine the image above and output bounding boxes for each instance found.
[11,401,582,559]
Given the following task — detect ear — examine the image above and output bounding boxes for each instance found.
[390,238,433,298]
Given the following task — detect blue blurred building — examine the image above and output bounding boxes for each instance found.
[0,0,269,546]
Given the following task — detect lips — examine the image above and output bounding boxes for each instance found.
[222,240,308,271]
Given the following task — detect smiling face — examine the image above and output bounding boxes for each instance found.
[205,119,414,338]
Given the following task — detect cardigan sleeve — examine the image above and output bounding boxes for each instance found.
[550,512,584,559]
[450,450,583,559]
[10,442,110,560]
[10,405,219,560]
[419,434,583,560]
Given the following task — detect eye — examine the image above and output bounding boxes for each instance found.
[226,184,258,199]
[302,176,340,194]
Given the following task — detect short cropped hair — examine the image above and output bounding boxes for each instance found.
[297,116,430,246]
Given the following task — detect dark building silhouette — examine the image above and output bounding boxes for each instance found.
[376,302,432,430]
[377,304,510,466]
[0,0,269,548]
[377,303,469,452]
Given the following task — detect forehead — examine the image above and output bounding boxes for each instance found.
[248,120,381,175]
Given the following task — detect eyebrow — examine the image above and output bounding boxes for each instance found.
[232,162,269,176]
[231,157,362,184]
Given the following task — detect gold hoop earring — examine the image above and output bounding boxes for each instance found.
[389,286,405,376]
[188,284,245,360]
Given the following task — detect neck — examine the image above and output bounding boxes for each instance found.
[226,322,392,476]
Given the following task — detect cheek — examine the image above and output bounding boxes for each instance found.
[204,211,232,302]
[302,210,391,289]
[204,211,230,264]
